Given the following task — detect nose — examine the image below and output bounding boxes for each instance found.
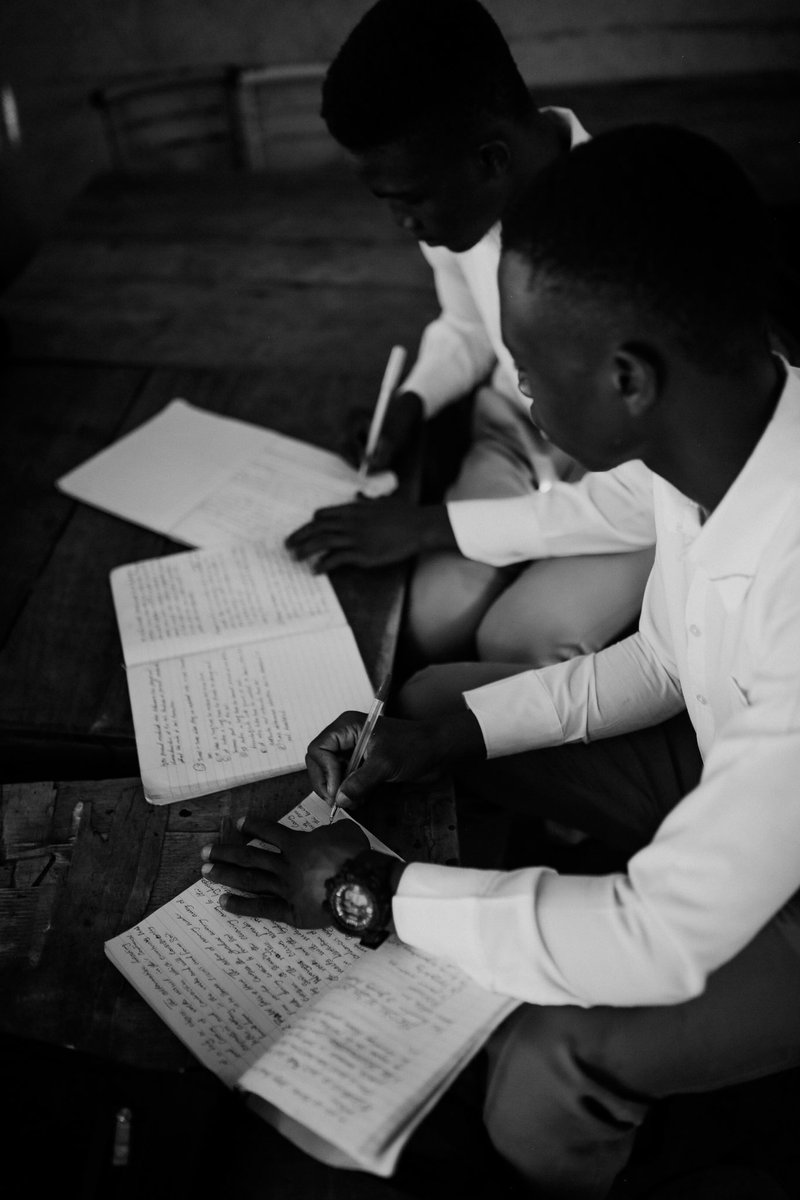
[388,201,421,236]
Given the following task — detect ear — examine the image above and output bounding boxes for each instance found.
[613,343,662,418]
[477,139,512,180]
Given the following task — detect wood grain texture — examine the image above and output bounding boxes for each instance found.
[0,773,457,1071]
[1,169,435,371]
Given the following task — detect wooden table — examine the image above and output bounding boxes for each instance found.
[0,168,435,372]
[0,774,457,1062]
[0,167,436,778]
[0,358,417,777]
[0,167,457,1195]
[0,774,456,1198]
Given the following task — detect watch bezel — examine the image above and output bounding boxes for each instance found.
[324,849,397,947]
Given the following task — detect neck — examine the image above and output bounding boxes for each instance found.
[506,112,564,208]
[643,351,784,513]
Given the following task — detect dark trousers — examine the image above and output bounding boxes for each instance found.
[403,714,800,1198]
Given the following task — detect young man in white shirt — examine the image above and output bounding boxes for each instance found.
[287,0,655,676]
[206,127,800,1197]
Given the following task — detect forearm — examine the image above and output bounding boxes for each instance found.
[465,632,684,759]
[448,461,656,568]
[417,504,459,554]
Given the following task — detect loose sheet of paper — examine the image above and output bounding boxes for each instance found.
[57,398,397,546]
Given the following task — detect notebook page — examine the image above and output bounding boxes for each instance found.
[104,794,371,1086]
[238,936,518,1176]
[127,625,374,803]
[111,540,346,668]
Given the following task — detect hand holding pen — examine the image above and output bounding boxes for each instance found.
[329,672,392,823]
[356,346,407,487]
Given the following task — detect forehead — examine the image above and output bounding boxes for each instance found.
[498,252,550,351]
[355,136,463,195]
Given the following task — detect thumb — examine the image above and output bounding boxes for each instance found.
[367,435,394,472]
[333,756,387,811]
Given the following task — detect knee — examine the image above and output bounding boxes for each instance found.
[407,552,506,663]
[397,665,470,720]
[483,1006,646,1189]
[476,602,585,667]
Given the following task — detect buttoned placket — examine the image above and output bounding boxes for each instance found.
[676,499,715,739]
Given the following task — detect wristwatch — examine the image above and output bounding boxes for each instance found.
[324,849,401,949]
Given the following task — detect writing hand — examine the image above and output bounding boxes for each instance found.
[343,390,424,472]
[201,815,369,927]
[286,500,455,572]
[305,708,486,812]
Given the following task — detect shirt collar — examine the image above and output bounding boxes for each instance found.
[686,359,800,580]
[539,106,591,149]
[483,109,590,250]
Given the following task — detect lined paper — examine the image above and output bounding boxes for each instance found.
[239,935,517,1174]
[105,796,367,1084]
[128,626,373,802]
[106,793,518,1177]
[111,539,374,803]
[58,398,397,546]
[111,541,345,667]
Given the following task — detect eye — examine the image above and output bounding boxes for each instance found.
[516,370,533,398]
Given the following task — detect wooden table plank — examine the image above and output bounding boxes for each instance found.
[0,169,436,372]
[0,774,457,1068]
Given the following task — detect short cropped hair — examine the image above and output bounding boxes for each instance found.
[502,124,772,371]
[321,0,534,152]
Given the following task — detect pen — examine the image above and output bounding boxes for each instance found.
[329,671,392,823]
[357,345,407,486]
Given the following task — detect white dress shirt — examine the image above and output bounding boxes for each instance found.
[401,109,590,418]
[448,459,656,566]
[393,361,800,1008]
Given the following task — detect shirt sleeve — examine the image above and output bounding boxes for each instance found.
[393,524,800,1008]
[401,244,496,417]
[464,626,684,759]
[447,460,656,566]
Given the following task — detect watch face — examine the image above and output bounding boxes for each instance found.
[331,881,377,933]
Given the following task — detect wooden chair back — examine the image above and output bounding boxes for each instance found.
[89,69,241,172]
[234,63,347,173]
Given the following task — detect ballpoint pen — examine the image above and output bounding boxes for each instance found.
[329,671,392,823]
[356,345,407,487]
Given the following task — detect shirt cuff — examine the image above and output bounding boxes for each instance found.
[464,670,564,757]
[447,497,548,566]
[400,365,458,418]
[392,861,564,1001]
[392,862,509,985]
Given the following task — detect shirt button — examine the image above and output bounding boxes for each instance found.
[689,624,701,637]
[696,694,708,705]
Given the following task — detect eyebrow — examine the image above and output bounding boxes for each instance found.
[369,185,426,202]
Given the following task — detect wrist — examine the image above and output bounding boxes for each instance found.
[431,710,487,768]
[417,504,458,554]
[394,390,425,422]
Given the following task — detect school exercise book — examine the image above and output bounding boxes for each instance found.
[105,792,519,1177]
[57,398,397,547]
[110,539,374,804]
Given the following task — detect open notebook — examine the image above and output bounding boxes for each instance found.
[105,793,519,1176]
[57,398,397,547]
[110,539,374,803]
